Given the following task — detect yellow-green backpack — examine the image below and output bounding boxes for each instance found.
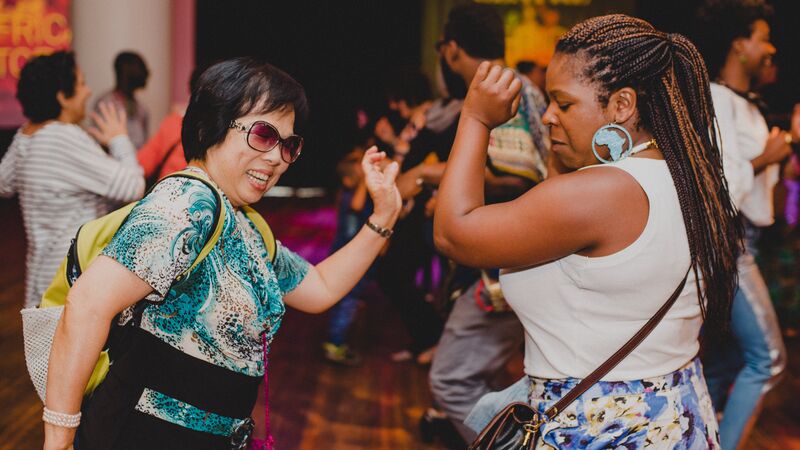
[22,170,276,402]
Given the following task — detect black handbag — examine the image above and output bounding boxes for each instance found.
[468,270,690,450]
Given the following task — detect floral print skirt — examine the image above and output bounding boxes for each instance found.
[528,358,720,449]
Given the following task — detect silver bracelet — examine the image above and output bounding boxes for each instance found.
[43,407,81,428]
[365,220,393,238]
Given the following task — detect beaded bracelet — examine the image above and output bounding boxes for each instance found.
[43,407,81,428]
[365,220,393,238]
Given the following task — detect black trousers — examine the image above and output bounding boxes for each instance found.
[377,207,444,354]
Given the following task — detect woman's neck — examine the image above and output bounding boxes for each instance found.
[629,132,662,160]
[22,120,53,135]
[186,160,239,209]
[56,110,81,125]
[718,59,751,93]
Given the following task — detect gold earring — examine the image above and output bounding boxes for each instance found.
[738,53,748,65]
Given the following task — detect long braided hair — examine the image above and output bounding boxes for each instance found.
[556,14,743,337]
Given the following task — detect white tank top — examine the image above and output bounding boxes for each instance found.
[500,158,700,381]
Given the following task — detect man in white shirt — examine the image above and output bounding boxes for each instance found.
[694,2,792,448]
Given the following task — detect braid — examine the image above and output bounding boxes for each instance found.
[557,15,743,338]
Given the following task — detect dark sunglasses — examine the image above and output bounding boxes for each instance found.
[229,120,303,164]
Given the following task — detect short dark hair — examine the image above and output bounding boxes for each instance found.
[443,4,505,60]
[16,51,77,123]
[114,51,147,80]
[516,60,538,75]
[182,57,309,162]
[693,0,774,78]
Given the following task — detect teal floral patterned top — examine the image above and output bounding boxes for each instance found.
[102,169,309,377]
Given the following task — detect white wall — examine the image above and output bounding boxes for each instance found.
[71,0,172,130]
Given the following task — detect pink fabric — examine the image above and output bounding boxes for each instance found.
[249,334,274,450]
[170,0,195,105]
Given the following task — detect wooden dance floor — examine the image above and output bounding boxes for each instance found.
[0,196,798,449]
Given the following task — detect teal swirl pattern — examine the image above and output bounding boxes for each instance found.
[134,387,249,436]
[102,171,309,379]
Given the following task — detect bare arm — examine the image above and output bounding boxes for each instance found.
[434,166,631,269]
[433,62,643,269]
[398,162,526,198]
[44,256,153,449]
[484,170,530,197]
[85,102,145,202]
[283,147,401,313]
[751,126,791,175]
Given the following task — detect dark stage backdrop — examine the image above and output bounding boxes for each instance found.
[198,0,800,188]
[196,0,423,188]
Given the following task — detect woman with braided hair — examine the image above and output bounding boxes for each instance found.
[435,14,740,448]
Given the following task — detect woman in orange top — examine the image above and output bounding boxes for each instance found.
[137,110,187,181]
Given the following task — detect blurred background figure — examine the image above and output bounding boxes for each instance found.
[693,1,791,448]
[371,69,446,367]
[136,67,203,185]
[94,51,151,149]
[321,146,373,366]
[0,51,143,309]
[515,60,547,98]
[422,4,549,444]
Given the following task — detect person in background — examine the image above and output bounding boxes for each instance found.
[372,71,445,365]
[374,70,434,164]
[516,60,547,98]
[94,51,150,149]
[419,4,550,442]
[693,1,791,448]
[322,147,374,365]
[136,68,203,183]
[0,51,143,309]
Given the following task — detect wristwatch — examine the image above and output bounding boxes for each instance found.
[366,220,393,238]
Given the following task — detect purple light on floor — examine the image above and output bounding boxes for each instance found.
[270,205,337,265]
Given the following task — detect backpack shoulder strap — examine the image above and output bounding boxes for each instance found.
[72,201,139,283]
[69,170,225,285]
[242,205,277,263]
[159,170,227,280]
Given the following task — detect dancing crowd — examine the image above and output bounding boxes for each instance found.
[2,1,798,449]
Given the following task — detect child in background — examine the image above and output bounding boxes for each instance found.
[322,147,374,365]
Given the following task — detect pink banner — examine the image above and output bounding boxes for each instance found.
[0,0,72,128]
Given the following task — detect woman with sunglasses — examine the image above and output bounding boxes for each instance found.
[43,58,401,450]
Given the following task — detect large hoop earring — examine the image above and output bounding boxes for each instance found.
[591,123,633,164]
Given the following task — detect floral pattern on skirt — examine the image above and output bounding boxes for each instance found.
[528,358,720,449]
